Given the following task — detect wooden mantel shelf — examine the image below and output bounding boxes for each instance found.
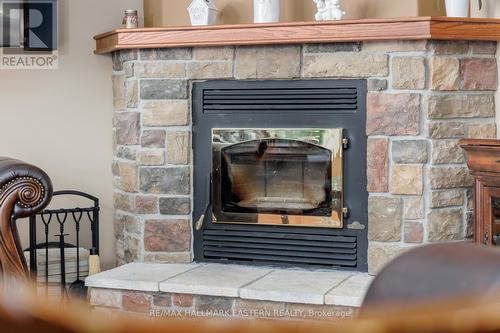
[94,16,500,54]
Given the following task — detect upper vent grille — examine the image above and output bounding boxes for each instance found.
[202,87,358,113]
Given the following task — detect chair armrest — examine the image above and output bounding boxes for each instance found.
[0,157,53,285]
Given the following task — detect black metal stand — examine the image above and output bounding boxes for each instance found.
[26,190,100,299]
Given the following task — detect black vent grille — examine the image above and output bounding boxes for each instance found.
[202,228,357,267]
[203,88,358,113]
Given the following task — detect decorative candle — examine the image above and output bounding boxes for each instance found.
[123,9,139,29]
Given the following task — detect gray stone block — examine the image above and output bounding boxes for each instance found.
[140,79,188,100]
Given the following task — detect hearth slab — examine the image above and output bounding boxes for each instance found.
[85,263,200,292]
[325,273,375,307]
[239,269,352,305]
[159,264,272,297]
[85,263,374,307]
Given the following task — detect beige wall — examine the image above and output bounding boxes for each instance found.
[144,0,444,27]
[471,0,500,137]
[0,0,142,270]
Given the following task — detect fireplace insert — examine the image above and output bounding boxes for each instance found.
[212,128,344,228]
[193,79,367,271]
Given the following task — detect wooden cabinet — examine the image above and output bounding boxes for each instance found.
[460,139,500,246]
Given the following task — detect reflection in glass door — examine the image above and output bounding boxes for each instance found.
[492,198,500,246]
[483,187,500,246]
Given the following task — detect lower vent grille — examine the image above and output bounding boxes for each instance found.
[202,229,357,267]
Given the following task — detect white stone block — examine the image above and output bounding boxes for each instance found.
[85,263,199,292]
[160,264,271,297]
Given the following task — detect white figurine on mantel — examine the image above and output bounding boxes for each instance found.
[313,0,346,21]
[188,0,220,26]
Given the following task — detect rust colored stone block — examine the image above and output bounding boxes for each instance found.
[367,93,420,136]
[461,58,498,91]
[122,291,153,313]
[367,138,388,193]
[135,195,159,214]
[144,219,191,252]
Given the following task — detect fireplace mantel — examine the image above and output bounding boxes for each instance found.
[94,16,500,54]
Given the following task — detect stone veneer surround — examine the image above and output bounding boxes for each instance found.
[111,40,498,273]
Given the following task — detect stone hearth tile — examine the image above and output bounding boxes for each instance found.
[159,264,271,297]
[325,274,374,307]
[240,269,351,305]
[85,263,199,292]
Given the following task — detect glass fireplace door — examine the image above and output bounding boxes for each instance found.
[212,129,344,228]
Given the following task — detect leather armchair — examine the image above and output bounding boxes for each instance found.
[0,157,52,285]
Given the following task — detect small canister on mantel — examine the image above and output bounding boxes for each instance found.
[123,9,139,29]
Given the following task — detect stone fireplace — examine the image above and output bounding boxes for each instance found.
[107,24,498,274]
[87,18,500,315]
[191,79,367,270]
